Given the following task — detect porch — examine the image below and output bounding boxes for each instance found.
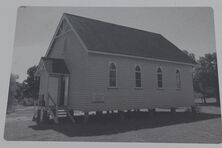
[34,57,75,124]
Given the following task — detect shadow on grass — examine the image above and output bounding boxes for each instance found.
[28,111,221,137]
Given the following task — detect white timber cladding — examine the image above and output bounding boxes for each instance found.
[48,76,59,106]
[39,71,47,99]
[84,53,194,111]
[46,16,88,109]
[44,16,195,111]
[37,60,48,103]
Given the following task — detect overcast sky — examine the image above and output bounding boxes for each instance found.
[12,7,216,82]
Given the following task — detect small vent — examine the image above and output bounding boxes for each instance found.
[92,93,105,103]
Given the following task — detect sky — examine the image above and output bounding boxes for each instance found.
[12,7,216,82]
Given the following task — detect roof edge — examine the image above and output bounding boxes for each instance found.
[159,34,197,65]
[63,14,89,52]
[45,14,66,57]
[88,50,196,66]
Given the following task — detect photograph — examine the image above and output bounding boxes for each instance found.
[4,7,221,143]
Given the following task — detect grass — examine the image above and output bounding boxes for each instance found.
[4,98,222,143]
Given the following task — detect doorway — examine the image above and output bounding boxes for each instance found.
[48,75,69,107]
[58,76,65,106]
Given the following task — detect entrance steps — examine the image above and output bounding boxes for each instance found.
[56,109,68,117]
[48,106,75,124]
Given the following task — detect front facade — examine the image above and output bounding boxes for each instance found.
[36,13,196,113]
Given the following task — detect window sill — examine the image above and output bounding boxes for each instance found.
[107,87,118,89]
[135,87,143,90]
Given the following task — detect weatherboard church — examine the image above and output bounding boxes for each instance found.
[35,13,196,123]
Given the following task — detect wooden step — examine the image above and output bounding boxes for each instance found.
[47,106,75,124]
[56,109,67,117]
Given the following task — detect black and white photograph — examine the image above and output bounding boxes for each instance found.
[3,6,222,143]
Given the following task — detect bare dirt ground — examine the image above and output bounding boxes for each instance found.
[4,98,222,143]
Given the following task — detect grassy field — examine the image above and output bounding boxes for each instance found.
[4,98,222,143]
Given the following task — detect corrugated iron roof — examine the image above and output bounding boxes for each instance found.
[41,57,69,74]
[65,13,196,65]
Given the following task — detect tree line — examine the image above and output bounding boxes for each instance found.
[7,66,39,113]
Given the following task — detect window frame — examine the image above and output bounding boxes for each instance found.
[108,62,117,88]
[176,69,181,89]
[157,67,163,89]
[135,64,142,88]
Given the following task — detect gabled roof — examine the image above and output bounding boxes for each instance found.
[41,57,69,74]
[64,13,196,65]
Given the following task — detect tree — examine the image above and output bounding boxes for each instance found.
[194,52,220,105]
[183,50,220,105]
[15,82,24,103]
[23,65,39,100]
[7,74,19,113]
[182,50,200,92]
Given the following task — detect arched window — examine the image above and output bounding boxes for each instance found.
[176,69,181,88]
[157,67,163,88]
[109,62,117,87]
[135,65,142,88]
